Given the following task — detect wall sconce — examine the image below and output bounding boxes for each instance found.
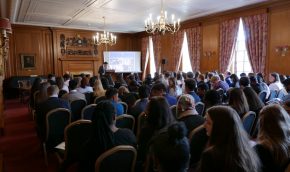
[275,45,289,57]
[203,51,215,57]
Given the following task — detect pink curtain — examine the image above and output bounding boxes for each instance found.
[185,27,201,71]
[172,30,184,72]
[219,18,240,73]
[141,37,149,80]
[152,35,161,72]
[242,13,268,74]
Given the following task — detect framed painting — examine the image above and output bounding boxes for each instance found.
[20,54,36,70]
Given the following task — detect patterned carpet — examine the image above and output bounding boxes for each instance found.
[0,99,58,172]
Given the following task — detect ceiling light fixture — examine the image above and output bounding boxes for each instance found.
[145,0,180,35]
[92,16,116,46]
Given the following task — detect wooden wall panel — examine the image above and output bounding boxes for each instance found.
[201,22,219,73]
[268,6,290,75]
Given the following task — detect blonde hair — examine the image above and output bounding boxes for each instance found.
[93,79,106,97]
[118,86,129,96]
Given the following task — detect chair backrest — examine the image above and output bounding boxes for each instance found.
[94,96,106,104]
[64,120,92,162]
[84,92,93,104]
[258,90,267,103]
[195,102,205,116]
[242,111,256,135]
[170,105,177,118]
[116,114,135,131]
[119,102,128,114]
[45,108,71,149]
[137,112,148,141]
[81,104,97,120]
[70,99,87,121]
[95,145,137,172]
[268,90,278,101]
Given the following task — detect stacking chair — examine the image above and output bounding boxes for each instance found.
[258,90,267,103]
[116,114,135,131]
[242,111,256,135]
[55,120,92,170]
[119,102,128,114]
[94,96,106,104]
[137,112,148,141]
[84,92,94,104]
[95,145,137,172]
[70,99,87,121]
[195,102,205,116]
[42,108,71,165]
[81,104,97,120]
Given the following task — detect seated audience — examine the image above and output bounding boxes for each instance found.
[228,88,249,119]
[168,77,182,97]
[105,87,124,116]
[47,73,56,85]
[243,86,265,115]
[282,78,290,102]
[250,76,261,94]
[130,85,150,119]
[255,104,290,172]
[230,73,240,88]
[176,94,204,136]
[93,78,106,98]
[77,77,93,93]
[35,85,70,142]
[239,76,250,89]
[118,86,138,111]
[138,96,175,163]
[198,106,260,172]
[150,82,177,106]
[197,83,209,102]
[184,78,201,103]
[62,80,86,102]
[269,72,284,91]
[30,77,42,108]
[225,71,233,87]
[204,90,221,110]
[55,76,69,98]
[79,101,136,172]
[257,74,270,99]
[63,73,70,87]
[151,122,190,172]
[210,75,229,92]
[35,82,51,105]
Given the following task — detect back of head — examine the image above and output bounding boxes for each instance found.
[185,78,197,92]
[204,90,221,107]
[271,72,280,82]
[249,76,258,84]
[177,94,197,115]
[47,85,59,96]
[91,100,116,149]
[69,79,78,90]
[138,85,150,99]
[243,87,264,111]
[258,104,290,164]
[151,83,167,97]
[186,72,194,79]
[80,77,89,88]
[105,87,118,99]
[152,122,189,172]
[230,74,239,83]
[239,76,250,87]
[146,96,175,129]
[228,88,249,116]
[210,75,220,83]
[55,76,64,89]
[63,73,70,81]
[206,106,260,171]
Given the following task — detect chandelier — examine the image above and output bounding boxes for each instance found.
[92,16,116,46]
[145,0,180,35]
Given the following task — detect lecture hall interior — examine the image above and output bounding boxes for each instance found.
[1,0,290,172]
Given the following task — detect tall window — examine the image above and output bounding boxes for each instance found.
[149,37,156,76]
[228,18,252,76]
[178,32,192,72]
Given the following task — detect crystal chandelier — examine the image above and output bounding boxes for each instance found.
[145,0,180,35]
[93,16,116,46]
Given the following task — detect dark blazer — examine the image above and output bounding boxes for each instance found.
[35,97,70,138]
[98,65,105,76]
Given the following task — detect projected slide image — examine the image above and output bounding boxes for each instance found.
[104,51,141,73]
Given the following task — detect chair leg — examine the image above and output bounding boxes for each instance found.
[43,143,48,166]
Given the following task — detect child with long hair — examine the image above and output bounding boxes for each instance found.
[199,106,260,172]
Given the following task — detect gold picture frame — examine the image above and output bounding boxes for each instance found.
[20,54,36,70]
